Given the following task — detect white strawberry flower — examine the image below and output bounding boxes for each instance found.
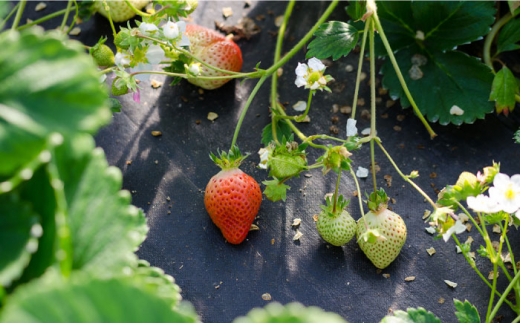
[466,194,501,214]
[489,173,520,214]
[163,20,190,47]
[442,220,466,242]
[115,52,131,66]
[188,62,201,76]
[258,145,273,170]
[146,44,166,64]
[139,22,158,35]
[295,57,329,90]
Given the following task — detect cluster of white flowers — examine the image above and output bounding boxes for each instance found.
[467,173,520,218]
[294,58,328,90]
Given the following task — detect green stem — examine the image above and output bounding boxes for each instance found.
[265,0,339,76]
[230,76,268,150]
[131,70,248,80]
[513,316,520,323]
[499,221,517,276]
[483,12,513,72]
[351,19,370,119]
[350,168,367,225]
[486,262,499,322]
[124,0,151,17]
[0,2,19,30]
[18,7,76,31]
[332,171,342,213]
[369,18,377,193]
[60,0,73,32]
[66,0,79,34]
[454,201,485,237]
[11,0,26,30]
[276,103,307,142]
[297,90,314,122]
[488,271,520,321]
[372,11,437,139]
[375,140,437,209]
[271,0,296,111]
[102,0,117,38]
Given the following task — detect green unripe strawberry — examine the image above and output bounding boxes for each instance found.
[91,44,115,67]
[94,0,149,23]
[114,31,130,50]
[183,0,198,14]
[317,209,356,246]
[111,78,128,96]
[357,207,407,269]
[269,155,306,179]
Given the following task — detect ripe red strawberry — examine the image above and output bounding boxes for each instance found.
[205,147,262,244]
[185,25,243,90]
[356,189,407,269]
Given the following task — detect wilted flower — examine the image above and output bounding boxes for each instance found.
[489,173,520,214]
[133,88,141,103]
[295,57,330,90]
[258,145,273,170]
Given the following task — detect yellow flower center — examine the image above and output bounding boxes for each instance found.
[505,185,516,199]
[307,71,321,84]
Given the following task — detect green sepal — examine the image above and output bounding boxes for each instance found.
[265,136,307,179]
[262,179,290,202]
[319,145,353,175]
[365,189,389,212]
[209,145,248,170]
[321,195,350,217]
[358,228,385,244]
[437,170,486,209]
[482,211,507,225]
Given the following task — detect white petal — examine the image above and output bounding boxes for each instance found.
[115,52,131,66]
[308,57,325,72]
[493,173,510,189]
[146,44,166,64]
[467,195,501,214]
[309,82,320,90]
[346,119,357,137]
[511,175,520,187]
[140,22,158,34]
[188,64,200,75]
[133,63,152,81]
[500,198,520,214]
[356,166,369,178]
[178,34,191,47]
[292,101,307,112]
[295,63,308,77]
[177,21,186,33]
[163,21,180,39]
[453,220,467,234]
[295,76,307,88]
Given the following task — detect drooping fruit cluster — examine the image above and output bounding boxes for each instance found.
[357,189,407,269]
[317,195,356,246]
[204,146,262,244]
[185,25,243,90]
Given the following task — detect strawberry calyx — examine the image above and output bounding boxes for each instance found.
[267,135,308,179]
[365,188,389,213]
[358,228,387,243]
[317,144,353,175]
[321,194,350,217]
[209,145,248,170]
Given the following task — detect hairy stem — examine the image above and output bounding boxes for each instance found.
[230,76,268,149]
[350,168,367,228]
[333,171,342,213]
[372,11,437,139]
[297,90,314,122]
[130,70,249,80]
[11,0,27,30]
[351,19,370,120]
[489,271,520,321]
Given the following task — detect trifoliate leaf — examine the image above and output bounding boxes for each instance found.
[306,21,359,61]
[490,66,518,114]
[380,307,441,323]
[54,135,148,273]
[261,120,292,145]
[381,46,494,125]
[233,302,347,323]
[0,29,110,177]
[375,2,496,55]
[454,299,480,323]
[376,1,496,125]
[0,194,39,287]
[497,16,520,54]
[263,179,290,202]
[345,1,366,21]
[0,275,198,323]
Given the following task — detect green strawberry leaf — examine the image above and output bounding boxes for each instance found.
[497,17,520,54]
[306,21,359,61]
[0,274,198,323]
[515,128,520,144]
[381,46,494,125]
[53,134,148,273]
[261,120,292,146]
[454,299,480,323]
[233,302,347,323]
[0,29,110,177]
[263,179,290,202]
[380,307,441,323]
[0,194,40,287]
[345,1,366,21]
[376,1,496,125]
[490,67,518,114]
